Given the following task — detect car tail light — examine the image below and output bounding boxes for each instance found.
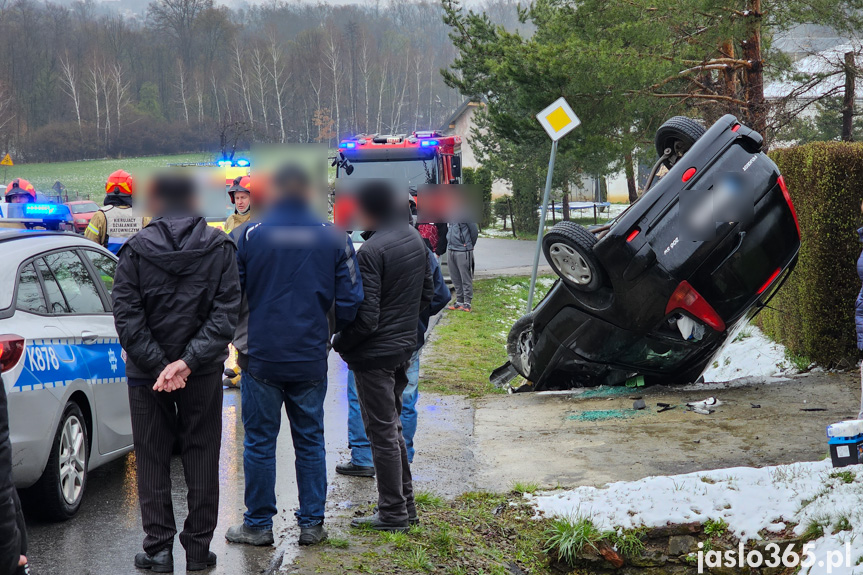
[776,176,800,237]
[0,335,25,373]
[665,282,726,332]
[731,124,741,132]
[757,268,782,295]
[626,228,640,242]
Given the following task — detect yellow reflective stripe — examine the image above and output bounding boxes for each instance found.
[86,223,100,235]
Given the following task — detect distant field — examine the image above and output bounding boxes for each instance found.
[3,152,214,200]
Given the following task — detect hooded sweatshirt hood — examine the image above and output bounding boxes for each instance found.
[124,216,232,276]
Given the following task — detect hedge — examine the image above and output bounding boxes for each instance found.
[758,142,863,367]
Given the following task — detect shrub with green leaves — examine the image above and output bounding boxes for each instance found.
[759,142,863,366]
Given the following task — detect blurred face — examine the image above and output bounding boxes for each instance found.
[9,194,30,204]
[234,190,251,213]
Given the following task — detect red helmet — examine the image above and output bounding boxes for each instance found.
[228,176,251,204]
[5,178,36,202]
[106,169,133,196]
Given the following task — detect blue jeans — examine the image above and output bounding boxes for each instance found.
[240,371,327,529]
[348,350,420,466]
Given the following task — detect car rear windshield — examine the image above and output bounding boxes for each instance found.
[69,202,99,214]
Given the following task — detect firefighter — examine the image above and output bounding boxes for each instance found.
[3,179,36,204]
[224,175,253,233]
[85,170,149,254]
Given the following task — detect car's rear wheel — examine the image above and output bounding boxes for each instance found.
[654,116,706,167]
[507,313,537,380]
[542,221,605,292]
[31,401,89,520]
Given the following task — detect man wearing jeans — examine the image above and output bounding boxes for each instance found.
[446,222,479,312]
[225,166,363,547]
[337,247,450,477]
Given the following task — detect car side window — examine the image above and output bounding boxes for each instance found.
[16,262,48,314]
[40,251,107,314]
[35,257,70,314]
[82,250,116,295]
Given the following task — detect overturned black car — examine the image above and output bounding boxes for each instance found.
[496,114,801,391]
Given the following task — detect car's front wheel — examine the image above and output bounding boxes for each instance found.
[507,313,537,380]
[31,401,89,521]
[542,221,606,292]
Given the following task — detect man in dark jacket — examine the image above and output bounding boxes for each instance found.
[225,165,363,548]
[337,245,450,477]
[113,174,241,573]
[0,377,27,575]
[334,181,433,532]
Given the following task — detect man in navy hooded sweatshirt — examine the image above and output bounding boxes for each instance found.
[226,165,363,548]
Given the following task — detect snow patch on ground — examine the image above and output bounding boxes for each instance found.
[531,460,863,573]
[702,325,798,383]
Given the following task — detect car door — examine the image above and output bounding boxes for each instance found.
[39,249,131,455]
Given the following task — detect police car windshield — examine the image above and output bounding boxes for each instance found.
[339,159,437,187]
[69,202,99,214]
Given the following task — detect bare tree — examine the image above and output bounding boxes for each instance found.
[176,59,190,124]
[87,63,102,143]
[112,63,130,136]
[147,0,214,68]
[267,31,290,143]
[60,55,83,135]
[252,46,269,137]
[358,30,372,133]
[323,26,343,142]
[233,40,254,124]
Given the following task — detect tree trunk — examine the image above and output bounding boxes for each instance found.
[562,191,570,221]
[742,0,767,141]
[624,151,638,202]
[843,51,855,142]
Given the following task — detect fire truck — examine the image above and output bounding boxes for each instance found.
[335,131,463,188]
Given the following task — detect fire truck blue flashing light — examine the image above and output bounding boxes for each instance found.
[340,141,356,149]
[420,139,439,147]
[235,159,250,167]
[217,160,233,167]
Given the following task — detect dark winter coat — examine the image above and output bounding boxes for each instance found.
[333,226,434,371]
[416,248,451,351]
[112,217,241,379]
[0,378,26,575]
[236,198,363,382]
[856,227,863,350]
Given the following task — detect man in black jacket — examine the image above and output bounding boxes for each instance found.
[0,377,27,575]
[113,175,241,573]
[334,181,433,532]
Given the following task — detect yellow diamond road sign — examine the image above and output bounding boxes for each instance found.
[537,97,580,141]
[0,153,12,166]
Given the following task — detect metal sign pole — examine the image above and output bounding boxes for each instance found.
[527,139,558,312]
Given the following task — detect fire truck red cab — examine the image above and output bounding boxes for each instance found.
[335,131,463,188]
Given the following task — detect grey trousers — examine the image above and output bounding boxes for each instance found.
[448,249,474,306]
[353,361,415,524]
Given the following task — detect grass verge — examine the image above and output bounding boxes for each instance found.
[289,492,557,575]
[421,275,554,397]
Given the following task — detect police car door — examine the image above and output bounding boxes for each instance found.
[38,249,131,455]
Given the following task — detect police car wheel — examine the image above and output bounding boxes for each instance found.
[32,402,89,520]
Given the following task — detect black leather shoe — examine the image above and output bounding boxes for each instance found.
[134,548,173,573]
[336,462,375,477]
[350,513,409,532]
[298,524,328,546]
[187,551,217,571]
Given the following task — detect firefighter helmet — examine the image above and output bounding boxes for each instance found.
[228,175,251,204]
[4,178,36,202]
[106,169,134,196]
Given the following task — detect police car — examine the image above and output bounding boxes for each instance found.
[0,229,131,520]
